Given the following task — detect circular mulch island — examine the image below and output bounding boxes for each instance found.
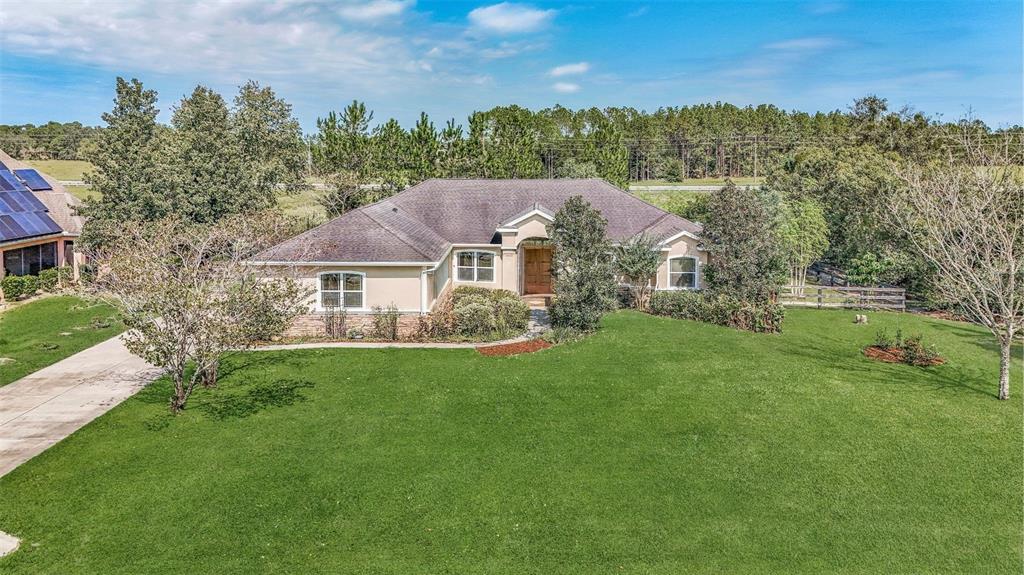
[863,346,945,366]
[477,339,551,357]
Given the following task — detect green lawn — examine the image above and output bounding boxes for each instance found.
[0,295,123,387]
[0,309,1020,573]
[22,159,93,181]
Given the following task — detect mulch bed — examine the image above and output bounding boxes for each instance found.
[477,339,551,357]
[863,346,945,366]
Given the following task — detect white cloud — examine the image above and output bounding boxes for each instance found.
[0,1,440,93]
[764,37,840,52]
[338,0,413,22]
[468,3,556,34]
[552,82,580,93]
[549,62,590,77]
[628,6,649,18]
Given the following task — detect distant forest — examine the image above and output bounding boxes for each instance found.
[1,96,1018,186]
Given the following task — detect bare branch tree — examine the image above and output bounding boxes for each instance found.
[87,212,311,412]
[887,127,1023,399]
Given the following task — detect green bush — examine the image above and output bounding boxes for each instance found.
[453,300,495,336]
[37,267,72,292]
[648,290,784,333]
[1,275,40,301]
[493,296,530,334]
[439,286,530,339]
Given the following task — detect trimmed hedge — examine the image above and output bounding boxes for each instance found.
[1,274,40,301]
[649,290,784,333]
[419,286,530,340]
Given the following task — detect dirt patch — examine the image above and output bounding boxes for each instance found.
[864,346,945,366]
[477,339,551,357]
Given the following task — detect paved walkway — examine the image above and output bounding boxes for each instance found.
[0,336,161,479]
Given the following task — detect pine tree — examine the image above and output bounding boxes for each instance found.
[170,86,247,223]
[232,80,305,200]
[81,78,176,248]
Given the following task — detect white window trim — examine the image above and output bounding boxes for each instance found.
[316,270,368,312]
[664,256,700,290]
[453,250,497,284]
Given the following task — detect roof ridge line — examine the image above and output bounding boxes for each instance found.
[360,202,441,261]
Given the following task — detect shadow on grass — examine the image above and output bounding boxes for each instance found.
[195,378,316,421]
[778,336,998,399]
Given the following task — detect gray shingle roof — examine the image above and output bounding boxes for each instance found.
[256,178,702,263]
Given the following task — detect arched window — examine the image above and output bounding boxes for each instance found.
[668,256,699,289]
[455,250,496,283]
[317,271,366,310]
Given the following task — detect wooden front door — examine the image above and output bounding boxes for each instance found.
[523,246,553,294]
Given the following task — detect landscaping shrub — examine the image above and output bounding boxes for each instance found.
[370,304,400,341]
[548,195,617,332]
[454,300,496,336]
[38,268,63,292]
[648,290,784,333]
[493,296,530,334]
[870,328,941,366]
[321,306,347,339]
[419,286,529,340]
[2,275,40,301]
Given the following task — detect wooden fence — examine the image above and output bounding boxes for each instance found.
[779,285,906,311]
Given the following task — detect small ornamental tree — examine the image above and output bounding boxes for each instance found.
[547,195,617,331]
[700,181,787,302]
[887,129,1023,400]
[778,198,829,295]
[88,212,310,413]
[614,234,662,310]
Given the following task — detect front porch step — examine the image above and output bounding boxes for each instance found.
[521,294,552,309]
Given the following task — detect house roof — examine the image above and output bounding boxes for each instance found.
[256,178,702,264]
[0,149,84,240]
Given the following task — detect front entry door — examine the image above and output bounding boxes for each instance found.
[523,246,553,294]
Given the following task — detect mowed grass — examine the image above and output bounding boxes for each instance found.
[22,159,93,181]
[0,308,1020,573]
[0,295,124,387]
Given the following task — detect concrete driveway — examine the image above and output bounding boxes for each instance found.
[0,335,162,478]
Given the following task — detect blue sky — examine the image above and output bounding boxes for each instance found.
[0,1,1020,132]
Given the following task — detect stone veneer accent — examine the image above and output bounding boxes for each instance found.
[285,313,422,339]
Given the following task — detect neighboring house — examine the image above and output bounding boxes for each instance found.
[254,179,705,335]
[0,150,85,282]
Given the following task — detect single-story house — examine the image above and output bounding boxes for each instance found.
[254,178,705,336]
[0,150,84,283]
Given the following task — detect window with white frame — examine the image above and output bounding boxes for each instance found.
[456,251,495,282]
[668,256,698,289]
[319,272,364,309]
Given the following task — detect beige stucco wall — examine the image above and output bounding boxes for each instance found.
[0,235,78,281]
[294,265,426,313]
[654,235,707,290]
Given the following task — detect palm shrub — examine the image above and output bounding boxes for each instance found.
[614,234,661,310]
[548,195,617,331]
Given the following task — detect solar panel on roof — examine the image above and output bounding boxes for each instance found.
[0,212,62,242]
[13,169,52,191]
[0,171,29,192]
[0,191,47,214]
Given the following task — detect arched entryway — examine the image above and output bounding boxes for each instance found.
[519,238,553,295]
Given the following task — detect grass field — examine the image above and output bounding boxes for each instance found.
[0,309,1019,573]
[22,159,93,181]
[0,295,123,387]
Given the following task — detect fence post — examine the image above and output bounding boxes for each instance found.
[817,287,823,309]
